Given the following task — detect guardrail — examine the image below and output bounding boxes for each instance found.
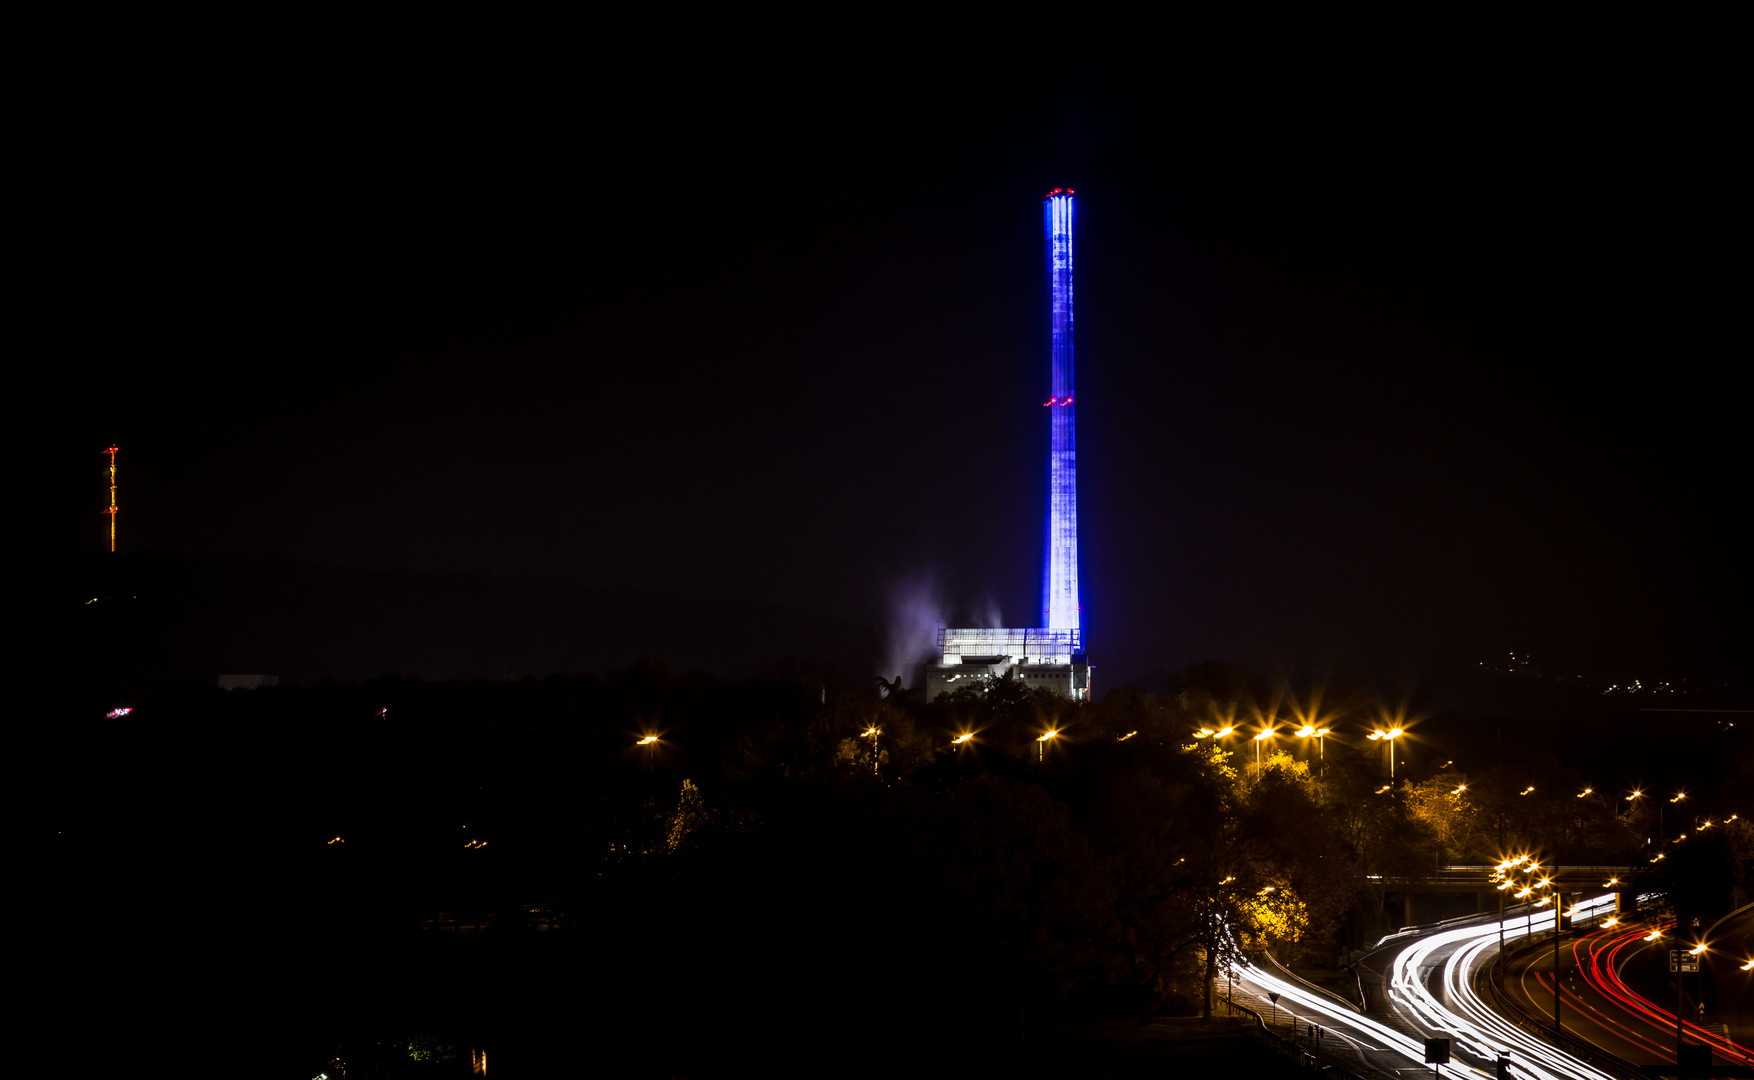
[1215,993,1367,1077]
[1478,935,1646,1080]
[1262,950,1364,1014]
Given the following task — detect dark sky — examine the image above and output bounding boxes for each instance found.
[36,31,1747,691]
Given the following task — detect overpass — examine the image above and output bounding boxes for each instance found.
[1369,866,1633,929]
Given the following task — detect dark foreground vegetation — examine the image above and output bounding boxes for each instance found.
[29,663,1751,1077]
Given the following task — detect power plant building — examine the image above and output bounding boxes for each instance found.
[927,190,1090,702]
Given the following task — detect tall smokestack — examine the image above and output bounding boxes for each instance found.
[1042,190,1079,631]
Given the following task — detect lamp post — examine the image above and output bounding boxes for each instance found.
[1295,725,1332,781]
[1663,791,1686,845]
[862,725,882,774]
[1037,728,1059,763]
[637,734,658,771]
[1253,725,1274,773]
[1368,727,1404,782]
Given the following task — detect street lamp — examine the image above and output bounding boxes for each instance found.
[637,734,658,771]
[1037,728,1059,762]
[951,732,974,748]
[863,726,881,774]
[1253,725,1273,771]
[1295,724,1332,780]
[1367,727,1404,781]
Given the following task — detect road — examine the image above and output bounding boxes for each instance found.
[1501,909,1753,1073]
[1226,893,1627,1079]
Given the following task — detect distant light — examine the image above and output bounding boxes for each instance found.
[1577,788,1593,797]
[637,735,658,745]
[1296,725,1316,737]
[1216,726,1235,737]
[1643,930,1662,940]
[1037,729,1060,742]
[1117,731,1136,741]
[1687,944,1706,956]
[951,733,974,745]
[1253,728,1272,741]
[105,707,132,718]
[862,727,880,738]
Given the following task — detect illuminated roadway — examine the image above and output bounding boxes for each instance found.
[1224,894,1628,1079]
[1500,907,1753,1072]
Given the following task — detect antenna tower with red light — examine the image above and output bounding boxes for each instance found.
[103,445,118,552]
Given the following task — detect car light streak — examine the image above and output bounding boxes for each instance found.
[1381,893,1621,1080]
[1230,893,1746,1079]
[1575,924,1754,1065]
[1230,959,1460,1074]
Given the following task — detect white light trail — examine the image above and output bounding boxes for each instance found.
[1231,893,1620,1080]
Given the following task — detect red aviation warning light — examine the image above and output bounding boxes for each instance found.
[102,445,119,552]
[1042,188,1075,200]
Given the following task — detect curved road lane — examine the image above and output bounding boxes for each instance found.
[1501,915,1753,1073]
[1229,893,1626,1079]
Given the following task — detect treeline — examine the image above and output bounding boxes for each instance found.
[32,662,1749,1076]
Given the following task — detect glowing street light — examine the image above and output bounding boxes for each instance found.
[637,733,659,771]
[1295,724,1333,779]
[1577,787,1593,798]
[1037,728,1059,762]
[1669,791,1688,804]
[1643,929,1663,941]
[1520,786,1536,796]
[1627,789,1644,801]
[1117,730,1137,742]
[951,732,974,746]
[1253,725,1274,771]
[1367,727,1404,780]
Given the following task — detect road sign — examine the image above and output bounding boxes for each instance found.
[1268,992,1280,1003]
[1425,1037,1451,1064]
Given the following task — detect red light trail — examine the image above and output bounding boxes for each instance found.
[1528,923,1754,1068]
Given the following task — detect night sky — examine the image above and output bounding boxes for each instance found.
[37,36,1747,693]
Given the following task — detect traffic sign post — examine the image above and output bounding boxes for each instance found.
[1426,1037,1450,1076]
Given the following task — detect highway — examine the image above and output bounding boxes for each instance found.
[1501,909,1754,1073]
[1225,893,1626,1079]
